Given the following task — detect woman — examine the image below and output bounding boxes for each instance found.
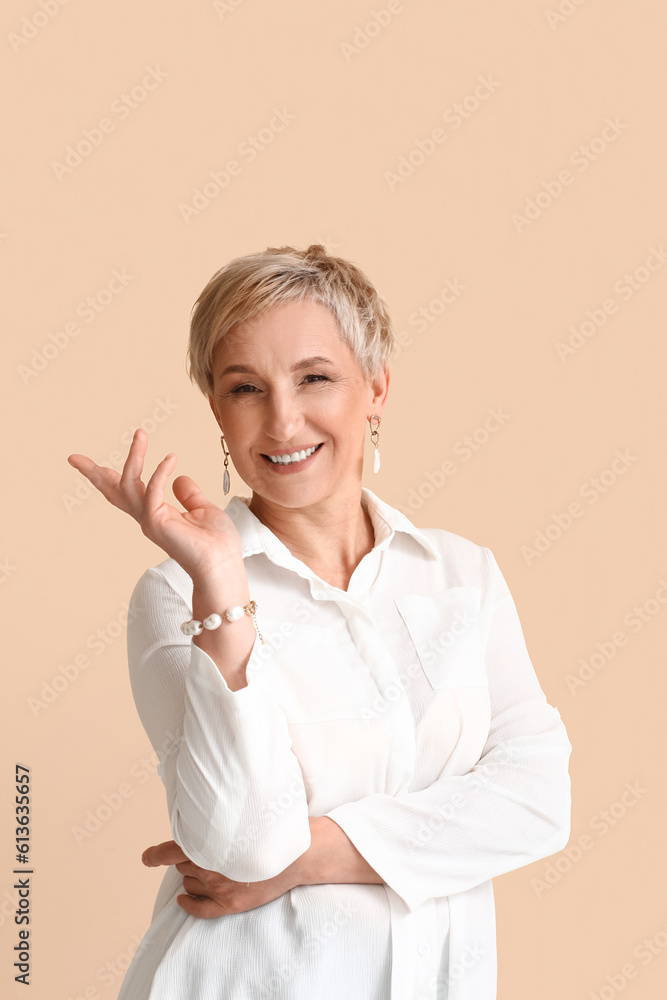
[67,244,572,999]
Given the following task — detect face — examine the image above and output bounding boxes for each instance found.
[208,298,389,509]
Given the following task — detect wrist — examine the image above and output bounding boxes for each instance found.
[291,817,330,887]
[292,816,384,887]
[190,555,248,591]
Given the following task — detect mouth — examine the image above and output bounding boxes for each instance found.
[261,442,324,468]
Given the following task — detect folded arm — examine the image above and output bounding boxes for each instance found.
[321,549,572,912]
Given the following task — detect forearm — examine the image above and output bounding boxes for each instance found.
[322,710,572,912]
[291,816,384,887]
[129,565,311,880]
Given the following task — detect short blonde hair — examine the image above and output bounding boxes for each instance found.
[186,243,395,396]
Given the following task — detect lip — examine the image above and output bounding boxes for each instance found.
[261,442,324,473]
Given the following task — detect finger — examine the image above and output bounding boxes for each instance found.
[67,453,112,483]
[67,453,96,476]
[176,893,227,919]
[181,874,210,896]
[172,476,229,530]
[66,454,123,505]
[68,441,142,519]
[117,428,150,509]
[142,452,178,518]
[142,840,189,867]
[174,859,202,876]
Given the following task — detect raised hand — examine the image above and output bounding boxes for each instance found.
[67,428,242,578]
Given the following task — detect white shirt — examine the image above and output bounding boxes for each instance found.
[117,487,572,1000]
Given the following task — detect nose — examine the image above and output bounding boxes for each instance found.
[263,386,305,444]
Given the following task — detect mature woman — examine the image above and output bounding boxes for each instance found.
[68,244,572,999]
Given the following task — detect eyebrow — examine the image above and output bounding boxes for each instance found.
[218,356,336,377]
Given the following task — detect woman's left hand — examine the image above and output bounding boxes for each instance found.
[141,840,301,918]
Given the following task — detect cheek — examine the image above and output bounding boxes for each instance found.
[333,422,367,457]
[219,407,254,436]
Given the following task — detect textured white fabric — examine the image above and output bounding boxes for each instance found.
[117,488,572,1000]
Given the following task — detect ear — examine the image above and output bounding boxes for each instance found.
[208,394,223,432]
[368,367,390,418]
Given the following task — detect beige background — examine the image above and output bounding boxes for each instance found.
[2,1,666,997]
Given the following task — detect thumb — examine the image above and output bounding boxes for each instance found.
[171,475,216,512]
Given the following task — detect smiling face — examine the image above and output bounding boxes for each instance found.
[208,298,389,510]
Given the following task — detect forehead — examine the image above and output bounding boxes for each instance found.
[211,299,355,371]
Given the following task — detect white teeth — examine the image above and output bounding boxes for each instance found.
[268,444,319,465]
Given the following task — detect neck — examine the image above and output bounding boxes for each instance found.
[247,486,375,584]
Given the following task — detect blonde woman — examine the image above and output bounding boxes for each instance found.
[68,244,572,999]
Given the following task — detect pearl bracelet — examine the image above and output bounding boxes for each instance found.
[181,600,264,645]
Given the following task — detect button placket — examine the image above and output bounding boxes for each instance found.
[338,604,417,794]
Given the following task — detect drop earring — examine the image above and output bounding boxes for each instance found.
[368,415,381,473]
[220,434,231,495]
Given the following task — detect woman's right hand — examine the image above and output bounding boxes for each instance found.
[67,428,243,580]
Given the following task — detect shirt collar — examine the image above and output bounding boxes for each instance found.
[223,487,439,570]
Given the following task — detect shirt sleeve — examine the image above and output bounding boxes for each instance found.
[323,546,572,913]
[126,565,311,882]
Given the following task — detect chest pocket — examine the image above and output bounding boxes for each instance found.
[395,587,487,690]
[258,619,374,723]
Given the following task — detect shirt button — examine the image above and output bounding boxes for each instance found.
[417,943,430,957]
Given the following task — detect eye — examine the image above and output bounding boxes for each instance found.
[303,373,329,384]
[229,383,259,394]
